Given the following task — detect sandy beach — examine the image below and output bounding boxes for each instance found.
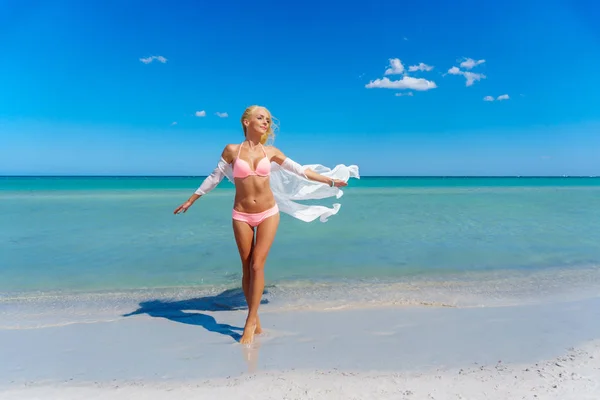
[2,296,600,399]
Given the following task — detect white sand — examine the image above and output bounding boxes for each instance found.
[2,342,599,399]
[2,297,600,399]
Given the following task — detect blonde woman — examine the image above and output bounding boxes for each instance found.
[174,105,359,344]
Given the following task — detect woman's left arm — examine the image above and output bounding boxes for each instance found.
[270,147,347,188]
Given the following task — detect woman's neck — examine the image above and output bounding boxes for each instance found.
[244,136,261,148]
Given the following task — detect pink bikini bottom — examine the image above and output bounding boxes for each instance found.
[232,204,279,227]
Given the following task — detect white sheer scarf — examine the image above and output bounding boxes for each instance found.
[214,157,360,223]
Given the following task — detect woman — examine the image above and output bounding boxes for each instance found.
[174,105,359,344]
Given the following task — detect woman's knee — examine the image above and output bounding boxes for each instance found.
[251,256,266,273]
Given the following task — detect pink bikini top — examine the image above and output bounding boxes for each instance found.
[233,142,271,179]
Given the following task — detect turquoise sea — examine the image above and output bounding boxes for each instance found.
[2,176,600,328]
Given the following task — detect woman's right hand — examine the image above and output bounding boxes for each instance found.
[173,200,194,214]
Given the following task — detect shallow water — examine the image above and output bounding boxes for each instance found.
[2,176,600,326]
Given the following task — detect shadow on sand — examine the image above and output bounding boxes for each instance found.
[122,287,269,342]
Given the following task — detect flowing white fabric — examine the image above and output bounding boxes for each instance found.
[280,157,308,178]
[210,157,360,223]
[194,159,228,196]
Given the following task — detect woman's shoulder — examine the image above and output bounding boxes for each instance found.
[223,143,240,152]
[221,143,241,162]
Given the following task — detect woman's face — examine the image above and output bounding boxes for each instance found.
[245,108,270,135]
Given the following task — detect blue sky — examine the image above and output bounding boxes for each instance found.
[1,0,599,176]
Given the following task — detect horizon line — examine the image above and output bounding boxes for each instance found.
[1,175,598,178]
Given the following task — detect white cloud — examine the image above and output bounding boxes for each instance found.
[367,58,437,93]
[384,58,405,75]
[171,121,178,125]
[446,57,486,86]
[195,110,206,117]
[483,94,510,102]
[460,58,485,69]
[463,71,485,86]
[365,76,437,91]
[408,63,434,72]
[395,92,414,97]
[446,66,486,86]
[215,112,229,118]
[139,55,168,64]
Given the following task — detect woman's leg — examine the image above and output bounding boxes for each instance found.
[232,219,262,334]
[239,212,280,345]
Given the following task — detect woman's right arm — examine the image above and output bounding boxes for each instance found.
[174,145,234,214]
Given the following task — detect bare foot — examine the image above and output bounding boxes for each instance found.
[240,318,257,345]
[255,316,263,334]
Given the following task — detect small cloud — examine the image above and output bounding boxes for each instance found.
[446,57,486,86]
[395,92,414,97]
[367,58,437,95]
[195,110,206,117]
[140,55,168,64]
[403,36,408,41]
[446,66,486,86]
[384,58,405,75]
[408,63,434,72]
[483,94,510,102]
[460,58,485,69]
[463,71,485,86]
[171,121,178,125]
[215,112,229,118]
[366,76,437,91]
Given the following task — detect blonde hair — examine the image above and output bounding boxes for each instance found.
[240,105,279,145]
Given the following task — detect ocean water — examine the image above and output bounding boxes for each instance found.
[2,176,600,328]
